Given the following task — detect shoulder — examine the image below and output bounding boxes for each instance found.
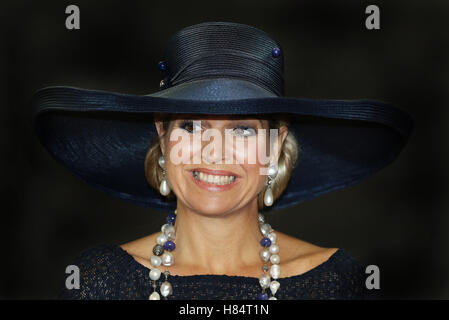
[317,248,375,299]
[119,233,159,268]
[58,244,130,300]
[277,233,339,277]
[276,233,373,299]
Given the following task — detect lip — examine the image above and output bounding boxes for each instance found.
[189,168,240,192]
[190,168,241,177]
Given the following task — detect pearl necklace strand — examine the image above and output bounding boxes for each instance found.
[148,210,280,300]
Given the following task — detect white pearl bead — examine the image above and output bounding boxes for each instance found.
[270,264,280,279]
[260,223,272,236]
[150,255,162,267]
[269,244,279,254]
[164,224,176,240]
[270,254,280,265]
[267,165,278,178]
[259,274,271,289]
[157,233,168,245]
[158,156,165,169]
[267,232,277,244]
[161,223,169,233]
[264,187,273,206]
[159,178,170,196]
[268,296,277,300]
[270,280,280,295]
[149,268,161,281]
[161,252,174,266]
[149,291,160,300]
[160,281,173,297]
[260,248,271,263]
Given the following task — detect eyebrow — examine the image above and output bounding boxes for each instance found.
[172,112,266,124]
[196,119,265,128]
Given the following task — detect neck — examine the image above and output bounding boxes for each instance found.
[172,199,262,275]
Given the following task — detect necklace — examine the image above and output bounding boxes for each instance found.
[148,210,281,300]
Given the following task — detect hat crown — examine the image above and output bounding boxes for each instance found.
[160,22,285,96]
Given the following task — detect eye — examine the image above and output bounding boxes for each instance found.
[232,125,257,137]
[179,120,202,133]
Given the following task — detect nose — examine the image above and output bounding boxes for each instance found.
[201,129,229,164]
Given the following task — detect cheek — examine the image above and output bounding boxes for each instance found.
[164,130,197,164]
[232,136,270,166]
[163,137,190,190]
[241,163,267,195]
[232,137,269,189]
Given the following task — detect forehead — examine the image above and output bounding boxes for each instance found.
[161,114,268,125]
[168,113,264,120]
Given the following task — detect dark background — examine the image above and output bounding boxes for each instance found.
[1,0,448,299]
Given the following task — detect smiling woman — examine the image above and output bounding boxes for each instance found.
[32,21,413,300]
[144,114,298,210]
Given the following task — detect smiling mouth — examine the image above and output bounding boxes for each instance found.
[192,171,236,185]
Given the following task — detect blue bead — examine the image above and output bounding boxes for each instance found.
[272,47,281,57]
[166,213,176,225]
[163,240,176,251]
[258,293,268,300]
[260,237,272,247]
[158,61,166,71]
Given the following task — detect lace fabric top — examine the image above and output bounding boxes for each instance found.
[59,244,376,300]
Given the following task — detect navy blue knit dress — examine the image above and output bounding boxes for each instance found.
[59,244,377,300]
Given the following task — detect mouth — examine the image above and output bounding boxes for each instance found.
[189,168,240,191]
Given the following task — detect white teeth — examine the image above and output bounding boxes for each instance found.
[193,171,236,185]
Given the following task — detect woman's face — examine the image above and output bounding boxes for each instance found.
[155,115,288,215]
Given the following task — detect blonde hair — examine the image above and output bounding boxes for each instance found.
[144,116,300,208]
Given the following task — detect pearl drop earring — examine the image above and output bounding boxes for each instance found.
[264,164,278,207]
[158,155,171,196]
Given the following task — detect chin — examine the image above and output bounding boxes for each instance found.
[177,194,242,216]
[189,200,237,216]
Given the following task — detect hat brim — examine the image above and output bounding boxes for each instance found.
[32,78,413,211]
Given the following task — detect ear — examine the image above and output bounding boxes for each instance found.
[154,120,167,155]
[272,125,288,164]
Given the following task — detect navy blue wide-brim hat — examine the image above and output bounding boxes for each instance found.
[32,21,413,212]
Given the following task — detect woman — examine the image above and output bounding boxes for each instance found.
[32,22,413,300]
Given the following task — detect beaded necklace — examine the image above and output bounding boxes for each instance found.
[148,210,280,300]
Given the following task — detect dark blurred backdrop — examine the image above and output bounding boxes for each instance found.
[0,0,448,299]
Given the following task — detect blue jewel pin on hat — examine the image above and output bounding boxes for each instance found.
[32,21,413,211]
